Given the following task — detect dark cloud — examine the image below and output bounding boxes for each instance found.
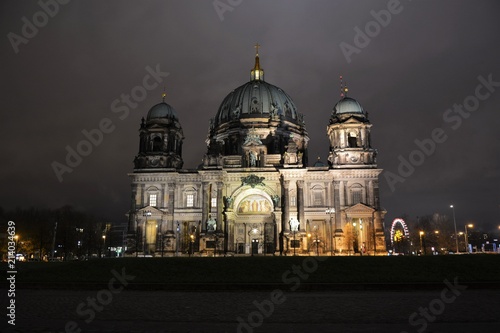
[1,0,499,231]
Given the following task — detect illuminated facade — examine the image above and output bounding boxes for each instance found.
[126,48,386,256]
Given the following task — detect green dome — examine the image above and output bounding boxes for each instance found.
[147,102,178,121]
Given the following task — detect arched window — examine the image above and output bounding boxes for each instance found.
[311,185,325,207]
[152,136,162,151]
[350,183,363,205]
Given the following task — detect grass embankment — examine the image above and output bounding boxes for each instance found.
[10,255,500,290]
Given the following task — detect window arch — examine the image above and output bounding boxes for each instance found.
[310,185,325,207]
[152,136,163,151]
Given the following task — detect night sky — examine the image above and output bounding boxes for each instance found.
[1,0,499,232]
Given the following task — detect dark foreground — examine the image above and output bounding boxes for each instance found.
[5,289,500,333]
[11,255,500,288]
[3,256,500,332]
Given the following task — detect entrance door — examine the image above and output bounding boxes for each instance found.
[251,239,259,255]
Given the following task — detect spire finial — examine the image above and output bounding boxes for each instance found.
[340,75,348,98]
[251,43,264,81]
[340,75,344,98]
[162,86,166,102]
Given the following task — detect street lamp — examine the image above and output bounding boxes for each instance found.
[307,233,311,255]
[158,222,164,258]
[102,235,106,258]
[14,235,19,255]
[189,234,195,257]
[419,231,424,255]
[293,229,296,256]
[143,210,151,255]
[434,230,440,254]
[464,224,473,253]
[176,222,180,257]
[450,205,459,253]
[325,208,335,255]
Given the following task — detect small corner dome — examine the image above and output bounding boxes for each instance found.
[147,102,178,121]
[333,97,364,115]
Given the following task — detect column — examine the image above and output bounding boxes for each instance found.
[168,183,175,230]
[325,181,331,207]
[160,183,166,208]
[280,177,290,255]
[333,180,341,253]
[373,180,380,210]
[201,182,209,232]
[297,180,305,227]
[368,180,374,207]
[243,223,248,254]
[216,182,224,231]
[129,185,138,232]
[140,184,145,207]
[282,178,290,231]
[343,181,348,206]
[364,180,370,205]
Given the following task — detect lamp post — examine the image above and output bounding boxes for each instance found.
[312,225,320,256]
[419,231,424,255]
[159,222,164,258]
[102,235,106,258]
[290,218,299,256]
[189,234,195,257]
[135,218,139,258]
[76,228,83,258]
[176,222,180,257]
[372,210,377,256]
[450,205,459,253]
[434,230,440,255]
[325,208,335,256]
[351,221,362,255]
[307,233,311,255]
[464,224,473,253]
[143,210,151,255]
[14,235,19,256]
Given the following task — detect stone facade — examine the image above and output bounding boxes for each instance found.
[126,52,386,256]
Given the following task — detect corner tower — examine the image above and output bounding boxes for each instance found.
[326,79,386,255]
[327,85,377,168]
[126,92,185,256]
[134,93,184,170]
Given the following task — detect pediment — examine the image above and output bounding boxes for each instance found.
[344,203,375,217]
[137,206,167,216]
[342,117,364,124]
[243,141,264,147]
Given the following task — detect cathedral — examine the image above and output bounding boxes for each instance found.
[126,47,386,256]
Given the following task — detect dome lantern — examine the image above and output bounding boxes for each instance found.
[250,43,264,81]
